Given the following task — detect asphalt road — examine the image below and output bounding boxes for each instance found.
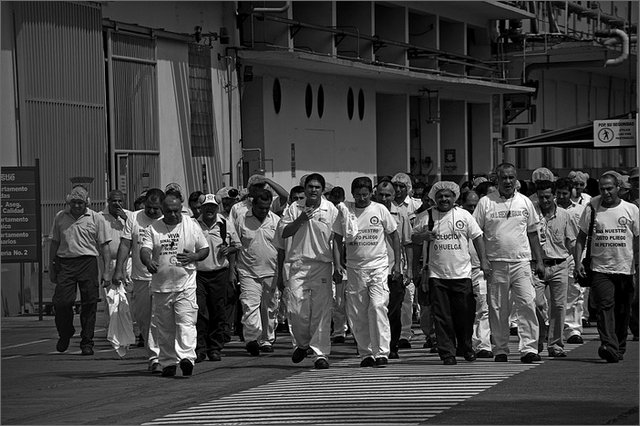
[1,310,638,425]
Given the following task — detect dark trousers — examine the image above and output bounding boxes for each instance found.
[629,272,639,338]
[591,272,634,354]
[387,275,405,352]
[52,256,99,349]
[429,277,475,360]
[222,279,239,341]
[196,268,229,354]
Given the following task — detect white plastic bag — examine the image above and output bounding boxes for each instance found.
[106,284,136,357]
[337,201,358,243]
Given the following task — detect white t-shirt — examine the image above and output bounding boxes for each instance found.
[233,209,280,279]
[473,191,538,262]
[279,198,338,264]
[141,217,208,292]
[333,201,397,269]
[386,203,412,272]
[122,209,160,281]
[414,207,482,279]
[579,199,639,275]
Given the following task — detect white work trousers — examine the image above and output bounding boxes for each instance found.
[564,257,585,339]
[471,268,492,352]
[400,281,415,341]
[285,261,333,359]
[332,280,348,338]
[131,279,159,361]
[487,261,539,356]
[239,276,278,346]
[152,286,197,367]
[345,266,390,359]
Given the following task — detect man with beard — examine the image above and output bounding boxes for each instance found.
[473,163,545,364]
[414,182,488,365]
[279,173,338,368]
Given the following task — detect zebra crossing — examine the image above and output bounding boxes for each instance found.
[143,338,583,426]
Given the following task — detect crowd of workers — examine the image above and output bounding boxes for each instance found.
[48,164,639,376]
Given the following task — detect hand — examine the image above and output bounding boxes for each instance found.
[101,271,112,285]
[115,207,128,221]
[146,260,159,274]
[301,207,315,221]
[481,259,492,280]
[405,268,413,283]
[177,250,195,266]
[391,265,402,281]
[574,263,586,278]
[332,270,343,284]
[534,260,545,280]
[219,245,237,257]
[334,263,346,278]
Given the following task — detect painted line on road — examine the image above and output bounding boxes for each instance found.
[2,339,50,350]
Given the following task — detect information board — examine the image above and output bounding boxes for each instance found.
[1,165,41,263]
[593,119,636,147]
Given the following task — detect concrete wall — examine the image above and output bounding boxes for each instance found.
[440,100,467,182]
[245,66,378,199]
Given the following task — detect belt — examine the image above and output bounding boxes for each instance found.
[542,258,566,266]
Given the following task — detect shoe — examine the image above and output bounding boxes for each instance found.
[510,326,518,336]
[360,357,376,367]
[598,345,619,363]
[567,335,584,344]
[389,351,399,359]
[56,336,71,353]
[136,335,145,348]
[150,362,162,374]
[314,358,330,369]
[246,341,260,356]
[259,344,274,353]
[161,365,177,377]
[548,350,567,358]
[179,358,194,376]
[332,336,345,344]
[208,351,222,361]
[464,352,476,362]
[494,354,508,362]
[195,352,207,363]
[81,346,94,356]
[538,342,544,353]
[375,357,388,367]
[582,319,592,328]
[423,337,434,348]
[443,357,457,365]
[398,339,411,349]
[430,347,438,354]
[476,350,493,358]
[292,347,307,364]
[520,352,540,363]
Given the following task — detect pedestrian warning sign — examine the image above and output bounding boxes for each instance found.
[593,119,636,147]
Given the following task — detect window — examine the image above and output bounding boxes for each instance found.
[188,44,215,157]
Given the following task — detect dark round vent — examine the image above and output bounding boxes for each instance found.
[273,79,282,114]
[347,88,354,120]
[358,89,365,120]
[305,84,313,118]
[317,85,324,118]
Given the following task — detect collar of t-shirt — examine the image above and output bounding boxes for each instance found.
[198,215,224,230]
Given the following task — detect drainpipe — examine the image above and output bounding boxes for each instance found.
[595,29,629,67]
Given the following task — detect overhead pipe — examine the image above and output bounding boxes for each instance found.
[595,29,629,66]
[251,1,290,13]
[550,1,626,27]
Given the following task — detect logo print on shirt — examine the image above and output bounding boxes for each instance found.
[618,217,628,226]
[521,209,529,218]
[370,216,380,225]
[455,220,465,230]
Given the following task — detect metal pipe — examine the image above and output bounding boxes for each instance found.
[595,29,629,67]
[252,1,290,13]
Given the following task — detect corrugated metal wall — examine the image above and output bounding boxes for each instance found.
[14,1,107,232]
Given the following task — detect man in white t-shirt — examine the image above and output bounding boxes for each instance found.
[140,194,209,377]
[233,189,281,356]
[575,172,639,363]
[414,182,488,365]
[279,173,338,369]
[113,188,164,372]
[473,163,545,364]
[333,177,401,367]
[569,171,592,205]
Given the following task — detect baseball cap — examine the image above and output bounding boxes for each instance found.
[199,194,218,206]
